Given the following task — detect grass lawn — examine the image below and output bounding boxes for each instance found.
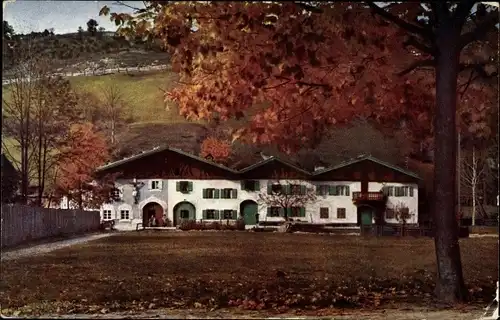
[0,233,497,316]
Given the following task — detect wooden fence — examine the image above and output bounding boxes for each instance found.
[0,204,100,248]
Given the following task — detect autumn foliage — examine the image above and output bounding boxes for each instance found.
[55,123,110,209]
[199,136,232,164]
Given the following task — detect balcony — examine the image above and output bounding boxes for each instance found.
[352,192,385,202]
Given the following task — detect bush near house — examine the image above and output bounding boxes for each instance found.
[178,219,246,231]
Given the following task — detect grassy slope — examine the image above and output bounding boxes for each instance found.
[2,70,190,164]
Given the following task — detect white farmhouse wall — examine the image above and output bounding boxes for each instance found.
[101,177,419,230]
[369,182,419,224]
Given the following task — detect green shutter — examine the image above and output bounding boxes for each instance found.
[255,180,260,191]
[267,184,272,194]
[232,210,237,219]
[328,186,334,195]
[300,207,306,217]
[202,189,207,198]
[241,180,246,190]
[267,207,271,216]
[214,189,220,199]
[176,181,180,191]
[280,208,285,217]
[410,187,414,197]
[202,210,207,219]
[286,184,292,195]
[232,189,238,199]
[345,186,350,196]
[286,207,292,217]
[316,185,321,195]
[215,210,220,220]
[188,181,193,191]
[300,185,306,195]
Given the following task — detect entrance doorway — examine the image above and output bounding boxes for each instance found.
[240,200,258,225]
[142,202,165,227]
[173,201,196,226]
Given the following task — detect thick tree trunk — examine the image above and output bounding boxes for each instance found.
[433,24,467,303]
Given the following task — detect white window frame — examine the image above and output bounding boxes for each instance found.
[102,209,113,220]
[150,180,162,191]
[120,209,130,220]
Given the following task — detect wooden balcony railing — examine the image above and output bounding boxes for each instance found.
[352,192,385,201]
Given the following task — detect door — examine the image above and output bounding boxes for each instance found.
[242,202,258,225]
[360,207,373,226]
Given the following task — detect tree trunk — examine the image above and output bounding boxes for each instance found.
[433,24,467,303]
[471,146,476,226]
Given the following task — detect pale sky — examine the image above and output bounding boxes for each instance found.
[3,1,144,35]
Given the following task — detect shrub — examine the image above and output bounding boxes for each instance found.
[209,221,221,230]
[179,220,201,231]
[163,218,173,227]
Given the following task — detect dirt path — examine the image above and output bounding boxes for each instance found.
[37,306,487,320]
[1,233,116,261]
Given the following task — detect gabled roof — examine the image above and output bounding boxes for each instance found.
[96,146,239,174]
[313,154,421,180]
[239,156,311,176]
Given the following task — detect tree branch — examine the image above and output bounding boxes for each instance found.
[452,0,477,24]
[397,58,435,76]
[459,9,499,50]
[403,36,435,56]
[366,2,433,39]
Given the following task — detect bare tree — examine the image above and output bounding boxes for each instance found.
[392,201,415,237]
[101,81,126,145]
[2,41,46,204]
[460,145,488,226]
[257,180,316,232]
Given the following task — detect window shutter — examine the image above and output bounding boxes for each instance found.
[202,209,207,219]
[286,207,292,217]
[382,186,387,196]
[267,207,271,216]
[328,186,334,195]
[241,180,246,190]
[232,210,237,219]
[410,187,414,197]
[159,180,163,190]
[232,189,238,199]
[188,181,193,192]
[255,180,260,191]
[345,186,350,196]
[300,207,306,217]
[214,189,220,199]
[267,184,272,194]
[202,189,207,198]
[300,185,306,195]
[176,181,180,191]
[148,181,152,190]
[316,185,321,195]
[215,210,220,220]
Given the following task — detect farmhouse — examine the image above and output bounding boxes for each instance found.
[95,147,420,231]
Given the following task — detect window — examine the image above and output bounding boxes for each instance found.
[289,207,306,217]
[290,184,302,195]
[385,208,395,219]
[270,184,282,194]
[103,210,112,220]
[177,181,193,193]
[336,208,346,219]
[111,188,122,201]
[150,180,161,190]
[329,185,350,196]
[203,188,219,199]
[316,185,328,196]
[180,210,190,219]
[203,209,219,220]
[120,210,130,220]
[268,206,281,217]
[394,186,411,197]
[222,209,236,220]
[242,180,260,191]
[320,207,329,219]
[382,186,395,196]
[221,188,237,199]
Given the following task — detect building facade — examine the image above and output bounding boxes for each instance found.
[95,147,420,231]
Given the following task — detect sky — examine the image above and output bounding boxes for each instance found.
[3,1,144,35]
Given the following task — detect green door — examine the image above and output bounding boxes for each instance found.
[242,202,258,225]
[174,202,196,226]
[360,207,373,226]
